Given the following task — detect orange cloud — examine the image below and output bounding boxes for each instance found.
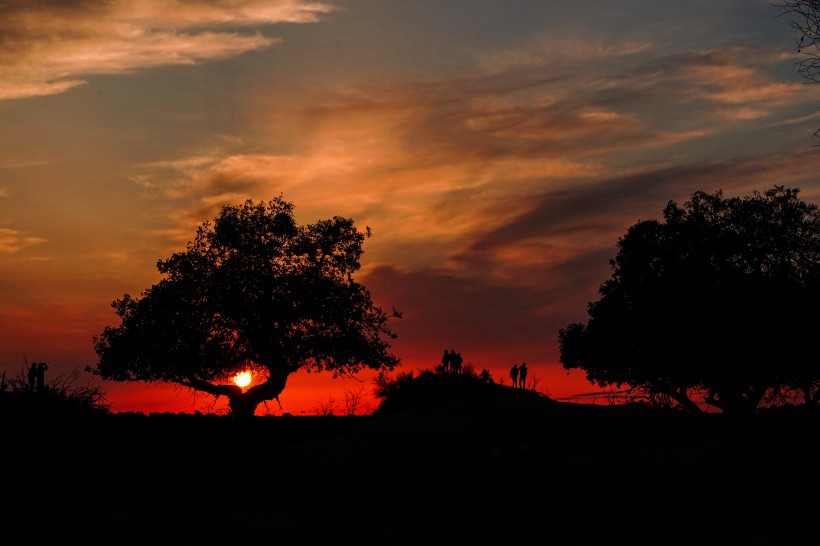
[0,228,47,254]
[0,0,336,100]
[119,41,819,278]
[677,48,807,108]
[477,36,653,74]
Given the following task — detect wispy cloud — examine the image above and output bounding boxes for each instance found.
[0,0,336,100]
[359,148,820,370]
[477,36,653,75]
[125,41,818,276]
[0,228,46,254]
[0,160,50,170]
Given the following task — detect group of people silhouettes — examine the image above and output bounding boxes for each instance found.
[438,350,530,389]
[27,361,48,392]
[440,349,464,373]
[509,362,527,389]
[439,349,528,389]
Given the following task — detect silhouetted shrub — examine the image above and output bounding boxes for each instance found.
[1,366,109,416]
[373,370,416,402]
[373,368,510,416]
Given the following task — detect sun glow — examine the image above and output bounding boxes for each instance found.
[234,371,252,388]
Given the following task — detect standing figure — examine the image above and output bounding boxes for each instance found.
[509,364,519,388]
[518,362,527,389]
[441,349,452,373]
[36,362,48,392]
[27,362,37,392]
[451,351,463,374]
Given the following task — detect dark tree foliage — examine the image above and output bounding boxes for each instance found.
[92,196,400,417]
[559,186,820,415]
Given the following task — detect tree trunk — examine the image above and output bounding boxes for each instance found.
[228,394,259,417]
[227,372,288,417]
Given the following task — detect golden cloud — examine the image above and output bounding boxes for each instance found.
[0,228,47,254]
[123,41,820,277]
[0,0,336,100]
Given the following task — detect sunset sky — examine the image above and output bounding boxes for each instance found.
[2,0,820,415]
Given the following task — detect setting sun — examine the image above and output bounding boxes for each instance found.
[234,371,252,388]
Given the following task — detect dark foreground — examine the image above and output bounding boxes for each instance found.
[2,383,819,546]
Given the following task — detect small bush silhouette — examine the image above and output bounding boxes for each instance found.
[4,365,110,415]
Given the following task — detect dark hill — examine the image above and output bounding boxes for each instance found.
[2,376,819,546]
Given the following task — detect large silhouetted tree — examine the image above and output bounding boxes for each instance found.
[91,196,401,417]
[559,185,820,414]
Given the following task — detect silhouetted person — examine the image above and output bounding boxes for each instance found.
[36,362,48,392]
[518,362,527,389]
[451,351,463,374]
[441,349,452,372]
[479,368,492,383]
[510,364,519,388]
[27,362,37,392]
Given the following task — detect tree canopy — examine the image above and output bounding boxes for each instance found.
[558,185,820,414]
[92,196,400,417]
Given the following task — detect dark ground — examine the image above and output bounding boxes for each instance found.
[1,380,819,546]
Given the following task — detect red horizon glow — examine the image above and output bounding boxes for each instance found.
[0,302,612,415]
[2,1,809,418]
[95,359,611,416]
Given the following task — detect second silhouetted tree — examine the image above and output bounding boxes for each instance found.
[559,185,820,414]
